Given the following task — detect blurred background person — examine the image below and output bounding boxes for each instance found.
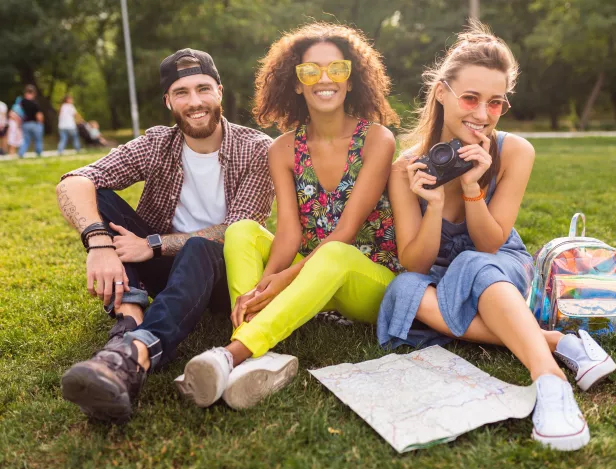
[7,98,25,156]
[0,100,8,155]
[77,120,109,147]
[86,120,108,146]
[57,94,81,155]
[18,85,45,158]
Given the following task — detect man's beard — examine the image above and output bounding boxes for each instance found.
[173,103,222,139]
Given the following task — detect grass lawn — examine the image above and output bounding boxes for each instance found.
[1,137,616,468]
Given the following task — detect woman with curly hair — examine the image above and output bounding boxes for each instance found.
[176,22,402,410]
[377,21,614,450]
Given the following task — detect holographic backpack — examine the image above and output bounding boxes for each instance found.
[529,213,616,335]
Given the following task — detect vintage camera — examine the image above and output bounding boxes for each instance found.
[416,138,472,189]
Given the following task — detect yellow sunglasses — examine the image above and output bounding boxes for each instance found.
[295,60,352,86]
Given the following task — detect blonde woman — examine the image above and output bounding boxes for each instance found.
[378,21,615,451]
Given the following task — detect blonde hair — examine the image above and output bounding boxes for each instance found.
[403,20,519,187]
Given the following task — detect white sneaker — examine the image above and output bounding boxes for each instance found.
[531,374,590,451]
[174,347,233,408]
[555,329,616,391]
[222,352,298,410]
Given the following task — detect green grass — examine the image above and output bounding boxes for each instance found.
[1,138,616,468]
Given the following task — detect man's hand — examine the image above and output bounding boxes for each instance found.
[110,222,153,263]
[86,237,129,311]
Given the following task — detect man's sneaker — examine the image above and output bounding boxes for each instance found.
[555,329,616,391]
[61,337,146,423]
[222,352,298,410]
[531,374,590,451]
[175,348,233,408]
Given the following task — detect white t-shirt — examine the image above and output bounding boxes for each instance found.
[171,143,227,233]
[0,101,7,127]
[58,103,77,129]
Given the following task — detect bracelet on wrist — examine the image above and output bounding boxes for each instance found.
[86,245,116,253]
[462,188,485,202]
[85,231,113,242]
[81,222,109,248]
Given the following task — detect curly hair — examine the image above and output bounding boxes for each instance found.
[253,22,399,131]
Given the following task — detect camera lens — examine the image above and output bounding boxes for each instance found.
[429,143,454,167]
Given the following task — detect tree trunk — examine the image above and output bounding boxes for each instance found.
[578,71,604,131]
[611,88,616,122]
[110,103,121,130]
[549,108,559,130]
[225,89,237,124]
[351,0,360,24]
[373,16,388,44]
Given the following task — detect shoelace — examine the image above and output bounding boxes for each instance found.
[538,380,567,412]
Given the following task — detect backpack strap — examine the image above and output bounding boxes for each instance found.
[568,212,586,237]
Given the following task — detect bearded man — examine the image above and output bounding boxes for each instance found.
[56,49,274,422]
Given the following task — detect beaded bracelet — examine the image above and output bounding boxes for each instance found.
[81,222,108,248]
[86,245,116,253]
[85,231,113,243]
[462,188,485,202]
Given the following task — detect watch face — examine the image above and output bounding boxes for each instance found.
[147,234,162,248]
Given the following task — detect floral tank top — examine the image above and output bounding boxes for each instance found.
[294,119,402,273]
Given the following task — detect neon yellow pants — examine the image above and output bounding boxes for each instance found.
[223,220,396,357]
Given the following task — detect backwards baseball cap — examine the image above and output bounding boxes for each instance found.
[159,48,221,95]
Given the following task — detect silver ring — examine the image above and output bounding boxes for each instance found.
[115,281,124,285]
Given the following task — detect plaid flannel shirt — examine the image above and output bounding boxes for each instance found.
[61,117,274,234]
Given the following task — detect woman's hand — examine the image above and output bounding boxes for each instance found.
[459,130,492,192]
[230,268,297,328]
[244,269,296,312]
[231,288,258,328]
[406,156,445,208]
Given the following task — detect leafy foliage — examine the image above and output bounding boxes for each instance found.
[1,1,615,130]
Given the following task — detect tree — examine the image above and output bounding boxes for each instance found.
[527,0,616,129]
[0,0,88,130]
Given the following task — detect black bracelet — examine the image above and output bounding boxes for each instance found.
[85,231,113,243]
[86,244,116,253]
[81,222,109,248]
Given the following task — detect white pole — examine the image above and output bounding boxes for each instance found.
[470,0,480,19]
[120,0,140,138]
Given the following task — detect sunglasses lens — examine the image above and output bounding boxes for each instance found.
[328,61,351,82]
[498,100,510,116]
[297,65,320,85]
[486,99,505,116]
[459,95,479,110]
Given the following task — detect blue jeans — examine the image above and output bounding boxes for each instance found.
[96,189,230,369]
[58,128,80,153]
[19,121,44,157]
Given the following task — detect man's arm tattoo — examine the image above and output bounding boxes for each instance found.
[56,183,88,231]
[161,224,227,256]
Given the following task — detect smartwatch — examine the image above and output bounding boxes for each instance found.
[146,234,163,258]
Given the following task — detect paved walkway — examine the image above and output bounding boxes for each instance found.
[2,131,615,162]
[0,149,78,162]
[516,131,616,138]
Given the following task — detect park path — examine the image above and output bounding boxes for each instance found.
[2,131,616,162]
